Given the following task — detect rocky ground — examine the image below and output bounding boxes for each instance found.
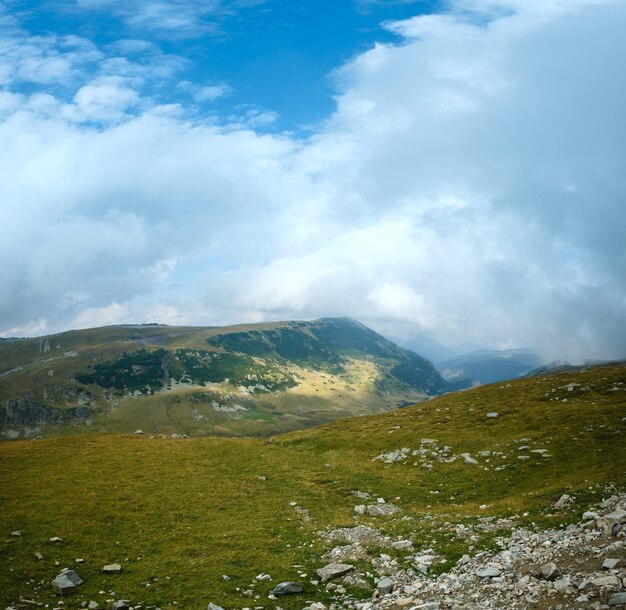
[4,493,626,610]
[315,493,626,610]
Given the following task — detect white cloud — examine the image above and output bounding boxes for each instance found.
[1,0,625,363]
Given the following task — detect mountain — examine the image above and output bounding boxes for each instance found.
[0,317,446,439]
[437,347,544,386]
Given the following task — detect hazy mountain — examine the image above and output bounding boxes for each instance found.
[437,348,544,386]
[0,317,446,439]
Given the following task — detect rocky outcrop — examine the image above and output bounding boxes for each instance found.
[1,394,92,436]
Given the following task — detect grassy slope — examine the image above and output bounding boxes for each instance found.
[1,319,444,438]
[1,364,625,609]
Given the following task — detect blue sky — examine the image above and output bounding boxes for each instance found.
[1,0,625,362]
[13,0,439,130]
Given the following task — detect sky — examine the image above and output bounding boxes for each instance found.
[1,0,625,362]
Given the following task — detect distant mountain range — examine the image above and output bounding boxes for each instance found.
[0,317,447,439]
[437,348,544,387]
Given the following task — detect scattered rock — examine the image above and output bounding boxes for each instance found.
[49,536,63,543]
[271,581,303,596]
[609,592,626,606]
[10,530,21,537]
[102,564,122,574]
[486,412,500,418]
[134,429,144,435]
[316,563,354,583]
[88,601,103,610]
[539,562,560,580]
[207,604,225,610]
[376,577,394,594]
[476,566,501,578]
[554,494,574,509]
[460,453,478,465]
[602,558,621,570]
[109,600,130,609]
[52,569,83,595]
[34,551,43,560]
[392,540,413,551]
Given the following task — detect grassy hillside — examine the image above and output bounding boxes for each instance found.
[1,363,624,609]
[0,318,446,439]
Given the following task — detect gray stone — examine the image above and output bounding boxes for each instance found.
[591,575,622,587]
[392,539,413,551]
[608,592,626,606]
[486,412,500,418]
[365,504,401,517]
[461,453,478,465]
[539,562,560,581]
[476,566,501,578]
[88,602,103,610]
[316,563,354,583]
[553,577,571,591]
[611,523,623,536]
[49,536,63,543]
[602,558,621,570]
[554,494,574,509]
[583,511,599,520]
[34,551,43,560]
[342,574,370,589]
[60,568,84,586]
[102,563,122,574]
[207,604,225,610]
[376,576,394,594]
[52,575,77,596]
[10,530,21,537]
[109,601,130,610]
[271,581,303,596]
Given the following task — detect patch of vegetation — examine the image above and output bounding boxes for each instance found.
[75,349,170,393]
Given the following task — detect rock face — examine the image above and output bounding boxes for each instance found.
[1,393,92,436]
[271,581,304,596]
[316,563,354,583]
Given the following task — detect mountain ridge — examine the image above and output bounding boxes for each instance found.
[0,317,446,439]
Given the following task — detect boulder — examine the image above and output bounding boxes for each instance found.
[52,574,77,596]
[392,539,413,551]
[377,576,394,594]
[609,592,626,606]
[539,562,560,581]
[316,563,354,583]
[460,453,478,465]
[60,568,84,586]
[554,494,574,509]
[271,581,303,596]
[476,566,501,578]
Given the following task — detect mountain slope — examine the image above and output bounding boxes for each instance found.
[1,363,624,609]
[0,317,446,439]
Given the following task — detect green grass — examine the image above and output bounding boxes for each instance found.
[1,364,625,609]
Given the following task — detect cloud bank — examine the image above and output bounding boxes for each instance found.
[1,0,625,362]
